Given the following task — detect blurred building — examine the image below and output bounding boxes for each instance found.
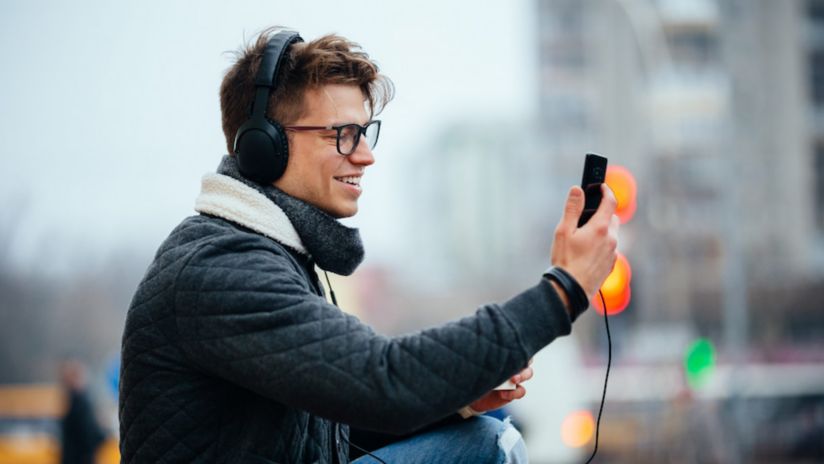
[807,0,824,239]
[405,120,556,290]
[534,0,824,461]
[537,0,824,347]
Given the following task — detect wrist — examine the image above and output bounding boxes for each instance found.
[458,405,482,419]
[543,266,589,322]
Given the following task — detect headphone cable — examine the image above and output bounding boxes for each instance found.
[585,290,611,464]
[323,271,388,464]
[341,435,387,464]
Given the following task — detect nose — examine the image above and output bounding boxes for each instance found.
[348,138,375,167]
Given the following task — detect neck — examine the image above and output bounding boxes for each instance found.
[211,155,365,276]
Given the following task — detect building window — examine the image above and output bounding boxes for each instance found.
[817,146,824,231]
[810,0,824,23]
[810,51,824,107]
[668,29,719,70]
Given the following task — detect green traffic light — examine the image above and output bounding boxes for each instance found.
[684,338,716,388]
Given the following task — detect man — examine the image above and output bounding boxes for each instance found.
[119,28,618,463]
[59,359,105,464]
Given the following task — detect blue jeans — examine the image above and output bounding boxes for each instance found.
[351,416,528,464]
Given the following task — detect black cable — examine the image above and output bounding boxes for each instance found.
[323,270,339,306]
[323,270,388,464]
[340,434,388,464]
[585,290,611,464]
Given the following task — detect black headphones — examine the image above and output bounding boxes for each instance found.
[233,31,304,184]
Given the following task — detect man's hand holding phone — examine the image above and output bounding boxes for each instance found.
[551,183,620,303]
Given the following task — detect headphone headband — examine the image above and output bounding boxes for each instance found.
[256,31,303,88]
[250,31,304,119]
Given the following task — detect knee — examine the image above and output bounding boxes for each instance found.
[466,416,529,464]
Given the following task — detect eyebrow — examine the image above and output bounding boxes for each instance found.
[287,120,372,128]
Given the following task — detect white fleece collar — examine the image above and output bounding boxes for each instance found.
[194,173,307,255]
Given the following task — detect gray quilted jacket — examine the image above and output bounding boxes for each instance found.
[119,156,575,463]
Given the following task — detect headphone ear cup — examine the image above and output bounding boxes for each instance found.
[233,31,303,184]
[235,118,289,184]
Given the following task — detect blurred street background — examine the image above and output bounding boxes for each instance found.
[1,0,823,462]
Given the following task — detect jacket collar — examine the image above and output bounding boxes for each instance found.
[193,155,365,276]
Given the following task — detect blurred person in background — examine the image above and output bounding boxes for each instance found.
[59,359,104,464]
[118,27,619,463]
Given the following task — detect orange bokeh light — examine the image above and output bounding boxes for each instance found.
[561,410,595,448]
[605,165,637,224]
[593,252,631,315]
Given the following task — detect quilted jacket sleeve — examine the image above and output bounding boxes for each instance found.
[173,233,573,434]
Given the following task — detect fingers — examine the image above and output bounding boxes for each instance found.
[499,385,527,401]
[591,183,617,225]
[559,186,585,232]
[511,366,534,384]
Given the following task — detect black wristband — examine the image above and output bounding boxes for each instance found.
[543,266,589,322]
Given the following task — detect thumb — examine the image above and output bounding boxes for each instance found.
[560,186,585,231]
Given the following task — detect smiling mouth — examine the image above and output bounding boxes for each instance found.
[334,176,362,187]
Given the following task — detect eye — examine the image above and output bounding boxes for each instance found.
[339,125,358,140]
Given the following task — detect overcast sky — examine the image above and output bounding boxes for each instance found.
[0,0,538,273]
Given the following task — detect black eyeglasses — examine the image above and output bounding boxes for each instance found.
[284,120,381,156]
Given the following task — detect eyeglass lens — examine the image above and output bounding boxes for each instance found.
[338,122,380,155]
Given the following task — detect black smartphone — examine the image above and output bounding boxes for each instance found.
[578,153,608,227]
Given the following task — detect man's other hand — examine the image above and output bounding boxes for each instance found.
[469,365,534,413]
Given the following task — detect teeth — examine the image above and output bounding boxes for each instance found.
[337,176,361,186]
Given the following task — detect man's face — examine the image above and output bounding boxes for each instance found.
[274,84,375,218]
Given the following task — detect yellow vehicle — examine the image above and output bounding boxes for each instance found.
[0,384,118,464]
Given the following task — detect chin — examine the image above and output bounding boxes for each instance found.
[327,203,358,219]
[336,207,358,219]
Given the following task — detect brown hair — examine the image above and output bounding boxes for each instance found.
[219,27,394,154]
